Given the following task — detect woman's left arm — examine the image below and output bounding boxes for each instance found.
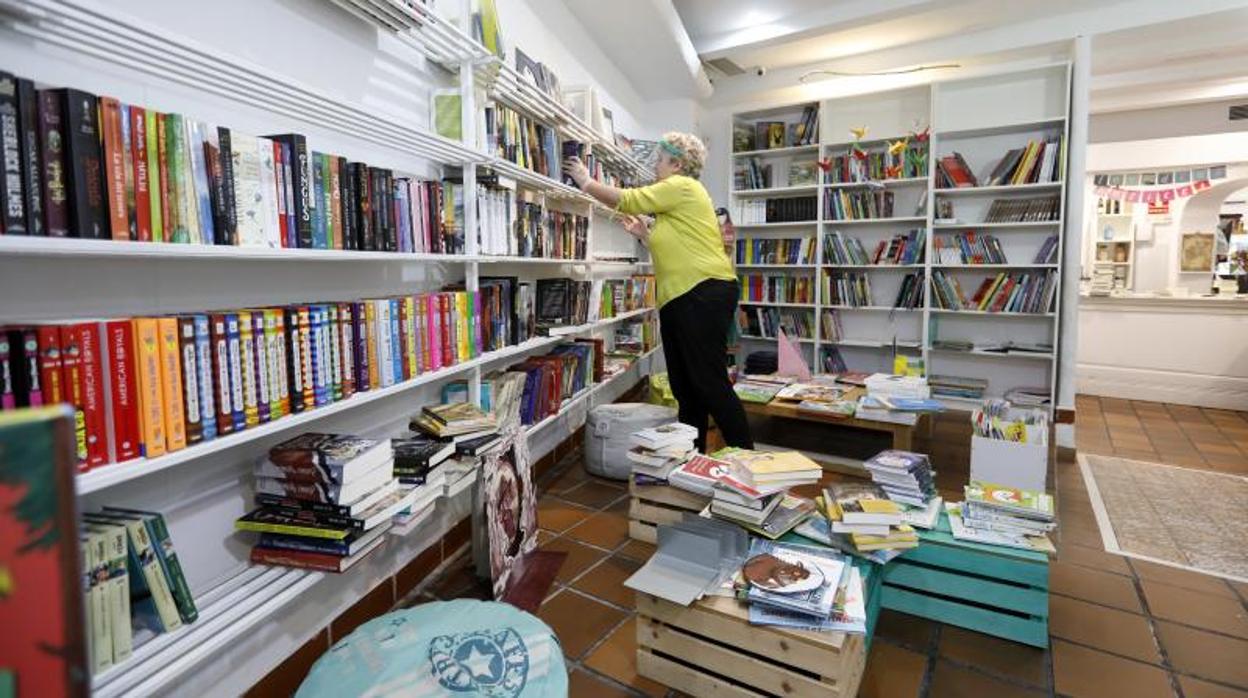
[564,157,621,207]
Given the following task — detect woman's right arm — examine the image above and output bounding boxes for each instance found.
[565,156,679,215]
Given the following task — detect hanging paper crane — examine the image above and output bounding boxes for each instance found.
[885,138,909,180]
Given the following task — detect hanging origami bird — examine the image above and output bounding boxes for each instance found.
[888,139,908,156]
[849,126,869,141]
[816,158,834,172]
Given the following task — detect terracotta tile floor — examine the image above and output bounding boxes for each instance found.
[414,397,1248,697]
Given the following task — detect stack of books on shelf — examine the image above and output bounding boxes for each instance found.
[507,199,589,259]
[1004,386,1052,408]
[737,307,815,340]
[739,274,815,304]
[947,480,1056,553]
[741,538,867,634]
[936,153,979,188]
[594,275,656,319]
[731,106,818,152]
[0,72,464,252]
[863,450,942,527]
[985,196,1060,223]
[498,340,599,425]
[821,270,873,306]
[731,196,817,224]
[389,434,455,534]
[238,434,415,573]
[534,278,593,332]
[823,482,918,553]
[1034,234,1060,264]
[930,269,1058,313]
[11,287,529,474]
[893,273,926,309]
[412,402,498,444]
[933,232,1007,264]
[734,157,771,190]
[483,101,559,181]
[825,189,895,221]
[81,508,197,672]
[735,237,815,265]
[628,422,697,480]
[981,138,1065,187]
[820,309,844,342]
[823,142,927,183]
[824,229,925,266]
[929,374,989,400]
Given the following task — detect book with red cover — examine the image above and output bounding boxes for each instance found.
[155,113,171,242]
[177,316,204,445]
[69,323,108,468]
[103,320,140,461]
[438,293,453,367]
[98,96,129,240]
[129,105,152,241]
[989,277,1017,313]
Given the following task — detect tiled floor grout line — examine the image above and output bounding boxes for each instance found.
[916,623,941,698]
[1127,559,1186,698]
[1045,586,1248,641]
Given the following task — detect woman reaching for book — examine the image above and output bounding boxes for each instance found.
[564,132,753,452]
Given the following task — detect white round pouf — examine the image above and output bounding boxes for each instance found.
[582,402,678,480]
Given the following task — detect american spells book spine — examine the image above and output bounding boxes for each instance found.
[103,320,140,461]
[177,316,203,445]
[265,133,311,247]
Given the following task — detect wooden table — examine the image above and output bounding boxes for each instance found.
[741,399,927,475]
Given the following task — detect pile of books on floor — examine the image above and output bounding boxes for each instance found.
[863,450,942,527]
[81,508,198,672]
[740,538,868,634]
[237,433,417,572]
[628,422,697,480]
[946,480,1056,553]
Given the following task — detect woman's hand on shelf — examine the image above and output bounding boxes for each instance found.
[620,215,652,245]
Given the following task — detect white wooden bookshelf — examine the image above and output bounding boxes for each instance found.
[0,0,661,694]
[728,63,1071,404]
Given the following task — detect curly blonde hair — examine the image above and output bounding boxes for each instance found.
[661,131,707,179]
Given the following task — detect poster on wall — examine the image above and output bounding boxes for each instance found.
[483,430,538,599]
[1180,233,1215,272]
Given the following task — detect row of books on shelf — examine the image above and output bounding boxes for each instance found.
[929,269,1058,313]
[484,102,560,182]
[737,307,814,341]
[597,275,656,318]
[731,105,819,152]
[735,236,816,265]
[0,71,468,253]
[560,139,639,189]
[822,144,927,183]
[822,271,873,307]
[936,137,1065,189]
[933,232,1008,265]
[984,196,1060,223]
[503,198,588,259]
[823,229,925,266]
[825,189,896,221]
[81,508,195,673]
[738,274,815,305]
[732,196,818,225]
[6,286,533,471]
[732,159,820,191]
[821,346,848,373]
[893,273,926,310]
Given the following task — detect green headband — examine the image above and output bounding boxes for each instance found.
[658,138,684,158]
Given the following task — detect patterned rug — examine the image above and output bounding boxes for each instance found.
[1077,453,1248,582]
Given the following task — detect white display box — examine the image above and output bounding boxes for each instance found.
[969,435,1048,492]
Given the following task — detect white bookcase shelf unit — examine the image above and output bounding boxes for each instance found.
[726,63,1071,407]
[0,0,659,695]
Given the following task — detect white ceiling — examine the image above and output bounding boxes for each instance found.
[665,0,1248,113]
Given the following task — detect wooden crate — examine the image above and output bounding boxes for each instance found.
[627,478,710,544]
[881,513,1050,647]
[635,559,880,697]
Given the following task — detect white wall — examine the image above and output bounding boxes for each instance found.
[1090,99,1248,143]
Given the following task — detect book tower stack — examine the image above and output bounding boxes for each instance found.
[411,402,499,497]
[864,449,941,527]
[236,434,417,573]
[627,422,697,480]
[742,538,868,634]
[824,482,918,554]
[950,480,1057,553]
[389,434,456,535]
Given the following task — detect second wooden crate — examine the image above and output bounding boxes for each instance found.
[627,478,709,544]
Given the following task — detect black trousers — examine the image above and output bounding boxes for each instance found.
[659,279,753,452]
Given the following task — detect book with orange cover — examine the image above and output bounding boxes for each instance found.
[156,317,187,451]
[131,318,166,457]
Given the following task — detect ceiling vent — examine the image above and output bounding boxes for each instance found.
[704,58,745,77]
[1230,104,1248,120]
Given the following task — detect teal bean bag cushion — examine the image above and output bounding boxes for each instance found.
[296,599,567,697]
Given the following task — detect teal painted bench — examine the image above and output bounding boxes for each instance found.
[880,513,1051,647]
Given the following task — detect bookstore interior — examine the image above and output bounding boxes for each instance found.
[2,1,1247,697]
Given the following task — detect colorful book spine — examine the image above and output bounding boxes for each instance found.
[131,318,166,458]
[237,311,259,427]
[339,303,356,399]
[265,309,284,420]
[192,315,217,441]
[156,317,187,451]
[352,301,370,392]
[36,326,64,405]
[251,311,271,424]
[298,307,315,410]
[97,96,128,240]
[177,317,203,445]
[119,104,137,240]
[36,89,70,237]
[224,313,246,431]
[208,314,233,436]
[403,297,418,380]
[58,88,107,239]
[311,305,329,406]
[284,307,305,414]
[388,298,402,386]
[328,304,342,402]
[103,320,140,461]
[14,78,43,236]
[364,301,380,389]
[72,323,108,468]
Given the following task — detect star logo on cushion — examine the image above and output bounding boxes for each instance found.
[429,628,529,697]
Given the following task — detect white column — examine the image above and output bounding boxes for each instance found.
[1058,36,1091,448]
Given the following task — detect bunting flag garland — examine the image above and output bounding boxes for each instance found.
[1094,179,1211,202]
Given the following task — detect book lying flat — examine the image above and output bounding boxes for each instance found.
[251,533,386,572]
